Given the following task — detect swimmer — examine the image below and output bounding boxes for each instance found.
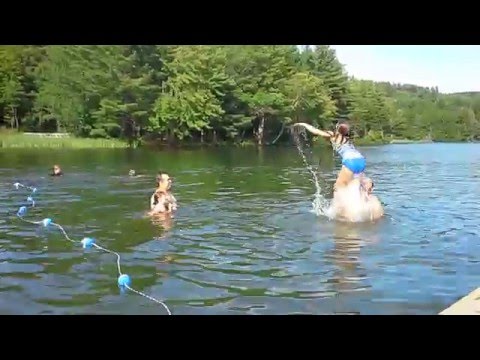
[127,169,147,178]
[332,177,383,222]
[149,171,177,215]
[50,164,63,177]
[293,121,366,191]
[360,177,374,200]
[358,177,383,220]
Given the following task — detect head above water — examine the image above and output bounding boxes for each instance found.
[156,171,172,191]
[362,177,374,194]
[51,164,62,176]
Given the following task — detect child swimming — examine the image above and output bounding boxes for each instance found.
[50,165,63,177]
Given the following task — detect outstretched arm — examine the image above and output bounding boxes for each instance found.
[293,123,333,138]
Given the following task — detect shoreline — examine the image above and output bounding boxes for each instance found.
[0,132,476,149]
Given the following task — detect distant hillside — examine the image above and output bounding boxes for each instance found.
[0,45,479,146]
[448,91,480,96]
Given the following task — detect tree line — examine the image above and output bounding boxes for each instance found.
[1,45,479,146]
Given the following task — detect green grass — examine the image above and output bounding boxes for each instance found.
[0,132,129,149]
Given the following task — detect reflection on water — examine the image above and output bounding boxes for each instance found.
[150,213,175,233]
[0,143,479,314]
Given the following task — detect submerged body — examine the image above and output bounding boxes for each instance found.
[329,178,384,222]
[150,191,177,214]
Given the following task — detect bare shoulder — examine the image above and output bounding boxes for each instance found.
[370,195,384,212]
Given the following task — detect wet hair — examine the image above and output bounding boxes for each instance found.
[156,171,170,187]
[364,179,374,193]
[335,122,350,136]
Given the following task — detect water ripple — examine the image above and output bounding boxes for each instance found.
[1,144,479,314]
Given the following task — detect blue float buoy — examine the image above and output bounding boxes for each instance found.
[11,182,172,314]
[81,237,95,249]
[118,274,131,287]
[17,206,27,217]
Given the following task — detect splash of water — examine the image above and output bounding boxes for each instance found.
[291,127,332,217]
[291,127,383,223]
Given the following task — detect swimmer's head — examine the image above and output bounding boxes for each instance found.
[129,169,136,176]
[156,171,172,191]
[362,178,374,194]
[51,164,62,176]
[335,122,350,136]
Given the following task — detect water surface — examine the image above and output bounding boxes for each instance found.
[0,143,478,315]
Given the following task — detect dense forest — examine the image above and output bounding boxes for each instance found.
[1,45,480,146]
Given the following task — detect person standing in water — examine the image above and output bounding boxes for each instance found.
[293,121,366,191]
[149,171,177,215]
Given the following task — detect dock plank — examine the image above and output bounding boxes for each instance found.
[439,288,480,315]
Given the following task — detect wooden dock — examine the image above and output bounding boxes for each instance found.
[439,287,480,315]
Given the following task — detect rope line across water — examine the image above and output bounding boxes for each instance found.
[12,182,171,315]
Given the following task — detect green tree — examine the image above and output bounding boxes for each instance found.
[304,45,349,116]
[149,45,231,143]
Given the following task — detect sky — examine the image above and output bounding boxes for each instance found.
[325,45,480,94]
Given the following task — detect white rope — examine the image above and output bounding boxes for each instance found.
[125,285,172,315]
[12,182,172,315]
[92,243,123,276]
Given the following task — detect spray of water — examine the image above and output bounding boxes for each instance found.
[291,126,332,217]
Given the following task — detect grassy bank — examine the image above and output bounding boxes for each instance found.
[0,130,441,150]
[0,132,128,149]
[145,137,425,149]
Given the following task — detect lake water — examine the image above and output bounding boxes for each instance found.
[0,143,479,315]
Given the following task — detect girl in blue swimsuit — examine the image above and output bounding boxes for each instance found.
[293,121,366,191]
